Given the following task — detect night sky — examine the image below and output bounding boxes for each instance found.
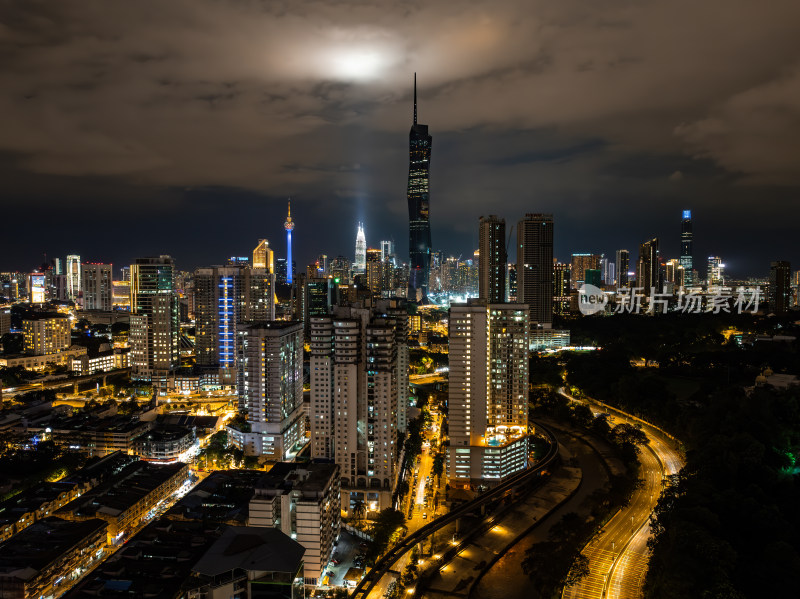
[2,1,799,278]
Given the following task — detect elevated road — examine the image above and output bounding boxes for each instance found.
[351,423,560,599]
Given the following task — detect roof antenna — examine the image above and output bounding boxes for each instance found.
[413,72,417,125]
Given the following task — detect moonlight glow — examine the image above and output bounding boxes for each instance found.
[329,49,387,80]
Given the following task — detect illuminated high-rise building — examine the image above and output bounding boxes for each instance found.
[407,74,433,303]
[478,215,507,303]
[707,256,725,288]
[354,223,366,274]
[507,263,517,302]
[447,300,529,485]
[253,239,274,272]
[553,262,571,316]
[81,263,113,311]
[66,254,81,301]
[27,272,46,304]
[130,256,180,387]
[680,210,693,285]
[665,259,685,289]
[194,265,275,386]
[570,253,601,290]
[309,299,408,509]
[365,248,384,296]
[518,213,554,326]
[636,238,660,291]
[236,321,305,460]
[284,201,295,285]
[769,261,791,315]
[380,240,395,265]
[23,315,70,355]
[615,250,630,288]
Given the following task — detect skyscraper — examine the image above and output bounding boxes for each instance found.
[237,321,304,460]
[66,254,81,302]
[253,239,274,272]
[447,299,529,485]
[507,263,517,302]
[130,256,180,387]
[194,265,275,385]
[478,215,507,303]
[309,299,408,509]
[81,263,113,311]
[680,210,693,285]
[615,250,630,288]
[354,223,366,274]
[769,261,791,315]
[517,213,554,326]
[707,256,725,288]
[284,201,294,285]
[380,240,395,265]
[407,74,432,303]
[636,238,660,291]
[570,253,601,290]
[553,262,571,316]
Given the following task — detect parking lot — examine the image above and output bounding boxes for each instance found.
[322,530,368,587]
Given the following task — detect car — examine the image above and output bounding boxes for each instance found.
[422,513,428,519]
[332,558,340,565]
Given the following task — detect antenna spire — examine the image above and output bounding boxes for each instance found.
[413,72,417,125]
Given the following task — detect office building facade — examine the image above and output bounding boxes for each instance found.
[570,253,601,290]
[615,249,630,288]
[680,210,693,285]
[770,261,792,315]
[407,75,433,303]
[517,213,554,326]
[636,238,660,291]
[478,215,507,303]
[130,256,180,386]
[81,263,113,311]
[194,265,275,385]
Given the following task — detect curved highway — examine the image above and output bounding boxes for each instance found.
[352,423,560,599]
[561,392,684,599]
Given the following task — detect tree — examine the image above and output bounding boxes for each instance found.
[352,498,367,521]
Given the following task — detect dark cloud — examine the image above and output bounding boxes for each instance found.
[0,0,799,276]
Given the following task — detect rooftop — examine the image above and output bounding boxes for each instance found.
[57,461,186,519]
[254,461,338,497]
[166,470,262,524]
[192,525,304,577]
[0,517,107,578]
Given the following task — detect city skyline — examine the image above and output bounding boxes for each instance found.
[2,2,799,276]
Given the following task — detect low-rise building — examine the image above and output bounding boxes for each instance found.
[70,347,130,375]
[56,461,190,541]
[132,426,197,463]
[28,415,153,457]
[63,519,225,599]
[0,517,108,599]
[190,526,305,599]
[166,470,262,526]
[0,482,82,542]
[249,461,340,585]
[0,346,87,371]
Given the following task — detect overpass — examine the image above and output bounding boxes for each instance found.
[351,422,560,599]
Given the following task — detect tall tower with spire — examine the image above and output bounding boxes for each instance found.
[284,201,294,285]
[354,222,367,274]
[407,73,433,303]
